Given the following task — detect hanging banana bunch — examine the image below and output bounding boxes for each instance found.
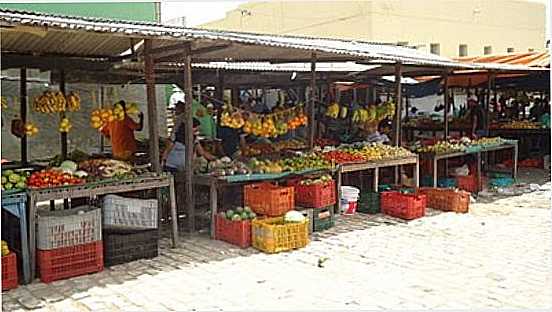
[325,102,340,119]
[66,92,81,112]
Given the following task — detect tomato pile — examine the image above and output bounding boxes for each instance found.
[28,170,85,189]
[322,151,365,164]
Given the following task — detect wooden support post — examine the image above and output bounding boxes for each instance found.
[216,70,224,127]
[182,42,195,234]
[443,70,450,140]
[232,87,239,106]
[20,68,28,165]
[308,52,317,149]
[485,71,493,134]
[59,70,68,160]
[144,39,160,174]
[394,63,402,147]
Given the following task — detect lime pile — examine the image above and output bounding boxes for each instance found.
[220,206,257,221]
[1,170,29,191]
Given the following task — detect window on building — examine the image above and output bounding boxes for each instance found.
[430,43,440,55]
[397,41,409,47]
[507,47,515,53]
[459,44,468,57]
[528,48,534,52]
[484,46,492,55]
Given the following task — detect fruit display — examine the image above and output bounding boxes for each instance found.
[33,91,80,113]
[415,141,466,154]
[24,122,39,137]
[314,138,338,147]
[207,157,251,176]
[27,169,85,189]
[273,139,306,151]
[78,159,135,179]
[90,108,115,129]
[497,120,541,129]
[323,150,365,164]
[299,174,333,186]
[277,153,331,172]
[248,158,283,174]
[58,117,72,133]
[220,206,257,222]
[1,240,10,256]
[66,92,81,112]
[241,143,275,157]
[1,170,29,192]
[471,137,502,147]
[346,143,414,161]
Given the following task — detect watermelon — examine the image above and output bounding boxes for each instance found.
[225,210,234,219]
[240,212,249,220]
[231,214,242,221]
[236,206,244,213]
[244,206,252,213]
[249,212,257,219]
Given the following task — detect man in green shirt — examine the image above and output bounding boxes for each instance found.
[192,100,216,138]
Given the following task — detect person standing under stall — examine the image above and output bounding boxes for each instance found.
[467,96,486,138]
[101,100,144,161]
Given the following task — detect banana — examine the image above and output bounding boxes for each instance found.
[340,106,348,119]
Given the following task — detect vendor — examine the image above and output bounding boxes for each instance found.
[101,100,144,161]
[193,100,216,139]
[162,118,216,174]
[467,96,486,138]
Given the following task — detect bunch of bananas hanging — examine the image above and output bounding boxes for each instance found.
[353,106,378,123]
[66,92,81,112]
[90,108,115,129]
[325,102,340,119]
[1,96,7,109]
[33,91,66,113]
[125,102,140,115]
[24,122,39,137]
[59,118,72,133]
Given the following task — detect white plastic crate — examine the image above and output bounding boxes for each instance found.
[37,206,102,250]
[102,195,158,231]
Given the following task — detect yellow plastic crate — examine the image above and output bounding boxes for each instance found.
[251,217,309,253]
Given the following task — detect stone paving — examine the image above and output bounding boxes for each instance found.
[2,171,551,311]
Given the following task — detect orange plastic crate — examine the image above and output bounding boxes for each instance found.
[418,187,470,213]
[456,175,488,193]
[380,191,426,220]
[288,179,336,208]
[215,214,252,248]
[37,241,103,283]
[244,183,294,217]
[2,253,18,291]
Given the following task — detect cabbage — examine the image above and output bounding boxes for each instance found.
[59,160,78,173]
[284,211,306,223]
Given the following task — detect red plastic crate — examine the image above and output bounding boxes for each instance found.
[244,183,294,217]
[215,214,251,248]
[288,179,336,208]
[2,253,18,291]
[418,187,470,213]
[380,191,426,220]
[456,175,487,193]
[37,241,103,283]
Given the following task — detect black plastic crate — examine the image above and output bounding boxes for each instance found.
[103,229,159,266]
[313,206,335,232]
[357,192,380,214]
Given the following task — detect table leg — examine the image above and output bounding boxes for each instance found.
[414,160,420,188]
[373,167,379,192]
[28,195,36,281]
[210,182,217,239]
[169,177,178,247]
[513,143,518,179]
[394,166,399,185]
[336,168,342,215]
[18,204,30,284]
[433,158,438,188]
[476,152,482,193]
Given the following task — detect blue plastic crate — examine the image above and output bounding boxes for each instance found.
[438,178,457,188]
[421,176,433,187]
[489,177,514,188]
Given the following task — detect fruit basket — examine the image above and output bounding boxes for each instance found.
[287,177,336,208]
[37,206,102,250]
[380,191,426,220]
[103,229,158,266]
[103,194,158,231]
[418,188,470,213]
[2,252,18,291]
[244,183,294,217]
[215,214,252,248]
[251,217,309,253]
[37,241,103,283]
[313,206,335,232]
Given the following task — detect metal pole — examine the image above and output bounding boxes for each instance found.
[394,62,402,146]
[443,70,450,140]
[20,68,28,165]
[183,42,195,234]
[309,52,317,149]
[144,39,160,174]
[59,70,68,160]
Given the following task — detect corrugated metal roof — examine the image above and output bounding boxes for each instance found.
[0,9,545,73]
[455,51,549,68]
[190,62,378,72]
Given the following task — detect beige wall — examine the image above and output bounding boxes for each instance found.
[201,0,546,57]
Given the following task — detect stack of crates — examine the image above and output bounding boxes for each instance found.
[36,206,103,283]
[102,195,159,266]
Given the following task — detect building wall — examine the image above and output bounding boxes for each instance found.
[202,0,546,57]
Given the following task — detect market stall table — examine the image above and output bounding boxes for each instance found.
[336,155,420,213]
[27,174,177,281]
[419,141,518,191]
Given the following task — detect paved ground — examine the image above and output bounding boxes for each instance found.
[3,169,551,311]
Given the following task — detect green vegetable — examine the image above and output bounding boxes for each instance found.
[240,212,249,220]
[1,177,7,184]
[15,182,26,189]
[4,183,13,190]
[231,214,242,221]
[8,174,20,184]
[226,210,235,219]
[3,170,14,177]
[236,206,244,213]
[244,206,252,213]
[248,212,257,219]
[60,160,78,173]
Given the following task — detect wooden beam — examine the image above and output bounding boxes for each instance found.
[182,42,195,234]
[308,52,317,149]
[144,39,161,174]
[59,70,68,160]
[154,44,232,63]
[1,54,112,71]
[20,68,28,165]
[443,70,450,140]
[394,62,402,147]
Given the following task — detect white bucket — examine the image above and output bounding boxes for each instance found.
[341,186,360,201]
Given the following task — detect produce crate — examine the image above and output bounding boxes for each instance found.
[37,206,102,250]
[103,195,158,231]
[418,188,470,213]
[438,178,457,188]
[214,214,251,248]
[244,183,294,217]
[313,206,335,232]
[2,253,18,291]
[103,229,158,266]
[294,208,314,234]
[357,192,380,214]
[489,177,514,188]
[251,217,309,253]
[456,175,487,193]
[288,179,336,208]
[380,192,426,220]
[37,241,103,283]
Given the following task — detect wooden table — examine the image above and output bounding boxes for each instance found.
[336,156,420,213]
[419,142,518,192]
[27,174,177,281]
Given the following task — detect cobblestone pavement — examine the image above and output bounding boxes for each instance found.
[3,173,551,311]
